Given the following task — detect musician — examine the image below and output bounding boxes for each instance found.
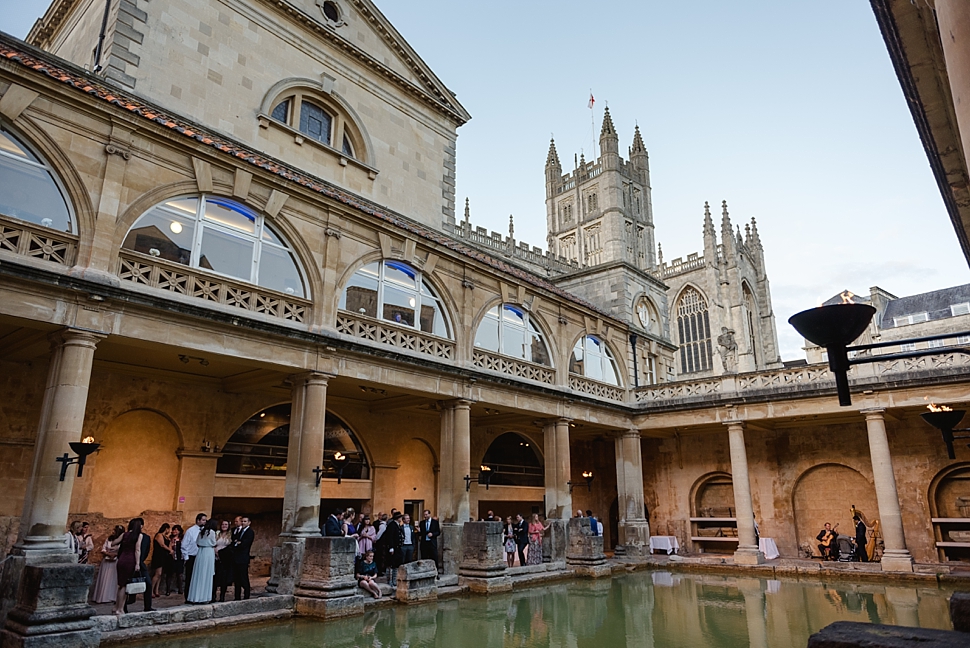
[816,522,839,560]
[853,515,868,562]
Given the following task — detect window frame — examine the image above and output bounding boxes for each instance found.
[569,334,622,386]
[676,287,713,374]
[122,194,307,297]
[474,303,553,367]
[265,89,367,167]
[0,123,75,234]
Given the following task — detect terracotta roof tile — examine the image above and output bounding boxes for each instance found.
[0,37,618,325]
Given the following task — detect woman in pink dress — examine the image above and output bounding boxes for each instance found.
[358,515,376,554]
[92,525,124,603]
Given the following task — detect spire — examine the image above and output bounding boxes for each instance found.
[508,214,514,240]
[720,200,736,259]
[736,225,744,249]
[703,201,716,262]
[463,197,471,227]
[657,242,663,266]
[631,125,646,154]
[599,106,619,161]
[545,137,561,169]
[749,217,762,248]
[600,106,617,138]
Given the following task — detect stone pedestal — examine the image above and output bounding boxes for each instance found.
[293,537,362,618]
[458,522,511,594]
[395,560,438,604]
[0,563,98,648]
[566,517,610,578]
[440,523,463,576]
[266,537,307,595]
[542,519,567,563]
[616,520,651,557]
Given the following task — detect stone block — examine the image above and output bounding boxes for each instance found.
[267,538,306,595]
[295,537,357,599]
[1,563,99,648]
[807,621,969,647]
[458,522,506,577]
[395,560,437,604]
[951,591,970,633]
[439,523,463,576]
[566,518,609,578]
[543,519,566,563]
[115,610,167,629]
[616,520,650,555]
[294,595,363,619]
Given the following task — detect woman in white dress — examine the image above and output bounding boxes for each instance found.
[92,525,125,603]
[186,519,218,604]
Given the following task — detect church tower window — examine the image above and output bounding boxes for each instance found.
[676,287,712,373]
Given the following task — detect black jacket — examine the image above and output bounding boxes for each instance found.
[323,515,343,537]
[513,520,528,546]
[233,526,254,565]
[419,518,440,547]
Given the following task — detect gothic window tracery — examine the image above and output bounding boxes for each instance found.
[584,223,602,265]
[0,125,73,233]
[570,335,621,386]
[339,260,451,338]
[676,287,712,373]
[122,195,306,297]
[474,304,551,366]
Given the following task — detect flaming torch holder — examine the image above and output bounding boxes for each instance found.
[921,410,970,460]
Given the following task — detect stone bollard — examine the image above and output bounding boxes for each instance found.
[0,562,99,648]
[458,521,511,594]
[294,537,363,618]
[566,517,610,578]
[395,559,438,604]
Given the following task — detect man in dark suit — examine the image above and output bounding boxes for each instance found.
[853,515,868,562]
[513,514,528,567]
[324,508,343,536]
[418,509,440,564]
[385,512,404,587]
[232,516,255,600]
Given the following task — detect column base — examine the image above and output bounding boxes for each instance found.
[616,520,651,557]
[459,575,513,594]
[880,550,915,573]
[0,562,98,648]
[733,547,766,565]
[294,595,364,619]
[266,536,309,595]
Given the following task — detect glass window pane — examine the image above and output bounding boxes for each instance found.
[382,285,416,327]
[271,99,289,123]
[586,339,604,381]
[258,243,304,297]
[203,197,256,235]
[419,298,446,335]
[385,261,417,289]
[570,340,585,375]
[0,153,72,232]
[122,205,196,265]
[261,224,284,245]
[502,305,526,327]
[475,311,499,352]
[198,226,254,280]
[530,334,551,366]
[503,323,527,359]
[341,269,378,317]
[0,129,35,161]
[299,101,331,145]
[342,134,354,157]
[604,355,621,386]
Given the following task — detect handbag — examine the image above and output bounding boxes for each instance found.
[125,577,147,595]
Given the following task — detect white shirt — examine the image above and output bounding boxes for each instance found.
[182,523,202,559]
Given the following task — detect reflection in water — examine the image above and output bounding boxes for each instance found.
[137,572,955,648]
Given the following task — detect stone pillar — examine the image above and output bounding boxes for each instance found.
[739,579,768,648]
[458,521,511,594]
[396,559,438,604]
[862,408,914,572]
[725,421,764,565]
[294,536,363,618]
[936,1,970,182]
[566,516,610,578]
[16,330,102,556]
[438,400,471,578]
[614,428,650,556]
[269,372,331,594]
[543,418,572,520]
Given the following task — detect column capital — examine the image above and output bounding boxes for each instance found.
[541,417,572,427]
[290,371,335,386]
[440,398,473,410]
[723,420,745,431]
[860,407,886,419]
[49,327,105,349]
[613,428,641,440]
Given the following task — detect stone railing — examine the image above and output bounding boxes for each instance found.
[336,312,455,361]
[569,375,625,402]
[472,349,555,385]
[661,253,706,279]
[442,221,579,275]
[0,214,78,266]
[117,251,310,323]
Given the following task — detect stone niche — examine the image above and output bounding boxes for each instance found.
[566,517,610,578]
[395,559,438,603]
[458,521,511,594]
[293,537,363,618]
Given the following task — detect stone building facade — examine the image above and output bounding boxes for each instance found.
[0,0,968,634]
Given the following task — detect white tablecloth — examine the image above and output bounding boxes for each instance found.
[759,537,780,560]
[649,535,680,555]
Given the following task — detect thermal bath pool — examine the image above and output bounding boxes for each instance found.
[132,571,957,648]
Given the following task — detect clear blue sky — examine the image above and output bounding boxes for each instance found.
[5,1,969,360]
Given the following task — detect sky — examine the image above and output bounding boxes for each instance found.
[5,1,970,360]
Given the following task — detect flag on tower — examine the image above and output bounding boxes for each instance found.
[588,92,595,109]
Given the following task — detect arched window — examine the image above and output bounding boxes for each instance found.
[743,284,759,366]
[267,89,362,161]
[217,404,369,479]
[474,304,551,366]
[570,335,621,385]
[339,260,450,338]
[481,432,543,487]
[122,195,306,297]
[677,287,712,373]
[0,125,73,232]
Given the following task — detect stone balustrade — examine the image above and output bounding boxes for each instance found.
[336,312,456,361]
[0,214,78,267]
[473,349,555,385]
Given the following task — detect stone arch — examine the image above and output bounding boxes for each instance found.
[791,463,877,555]
[928,462,970,518]
[632,291,663,336]
[480,432,544,487]
[566,331,626,387]
[86,409,181,518]
[741,280,761,366]
[689,471,735,517]
[470,297,558,369]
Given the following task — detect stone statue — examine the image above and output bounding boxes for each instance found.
[717,327,738,373]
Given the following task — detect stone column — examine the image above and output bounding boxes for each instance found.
[16,329,102,556]
[543,418,572,520]
[725,421,764,565]
[438,400,471,577]
[936,1,970,182]
[862,408,914,572]
[614,429,650,556]
[283,372,331,536]
[739,579,768,648]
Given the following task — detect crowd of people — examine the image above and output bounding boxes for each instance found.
[68,513,255,615]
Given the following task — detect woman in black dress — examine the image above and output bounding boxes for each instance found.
[214,519,234,602]
[166,525,184,595]
[150,523,172,597]
[113,519,144,616]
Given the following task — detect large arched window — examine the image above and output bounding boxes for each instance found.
[570,335,621,385]
[268,90,361,160]
[217,404,369,479]
[742,283,759,366]
[0,125,73,232]
[122,195,306,297]
[339,260,450,338]
[481,432,543,487]
[677,287,712,373]
[474,304,551,366]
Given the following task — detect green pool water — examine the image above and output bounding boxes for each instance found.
[135,571,956,648]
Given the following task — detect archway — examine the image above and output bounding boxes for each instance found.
[792,463,877,557]
[929,463,970,561]
[87,410,180,518]
[690,472,737,554]
[481,432,543,487]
